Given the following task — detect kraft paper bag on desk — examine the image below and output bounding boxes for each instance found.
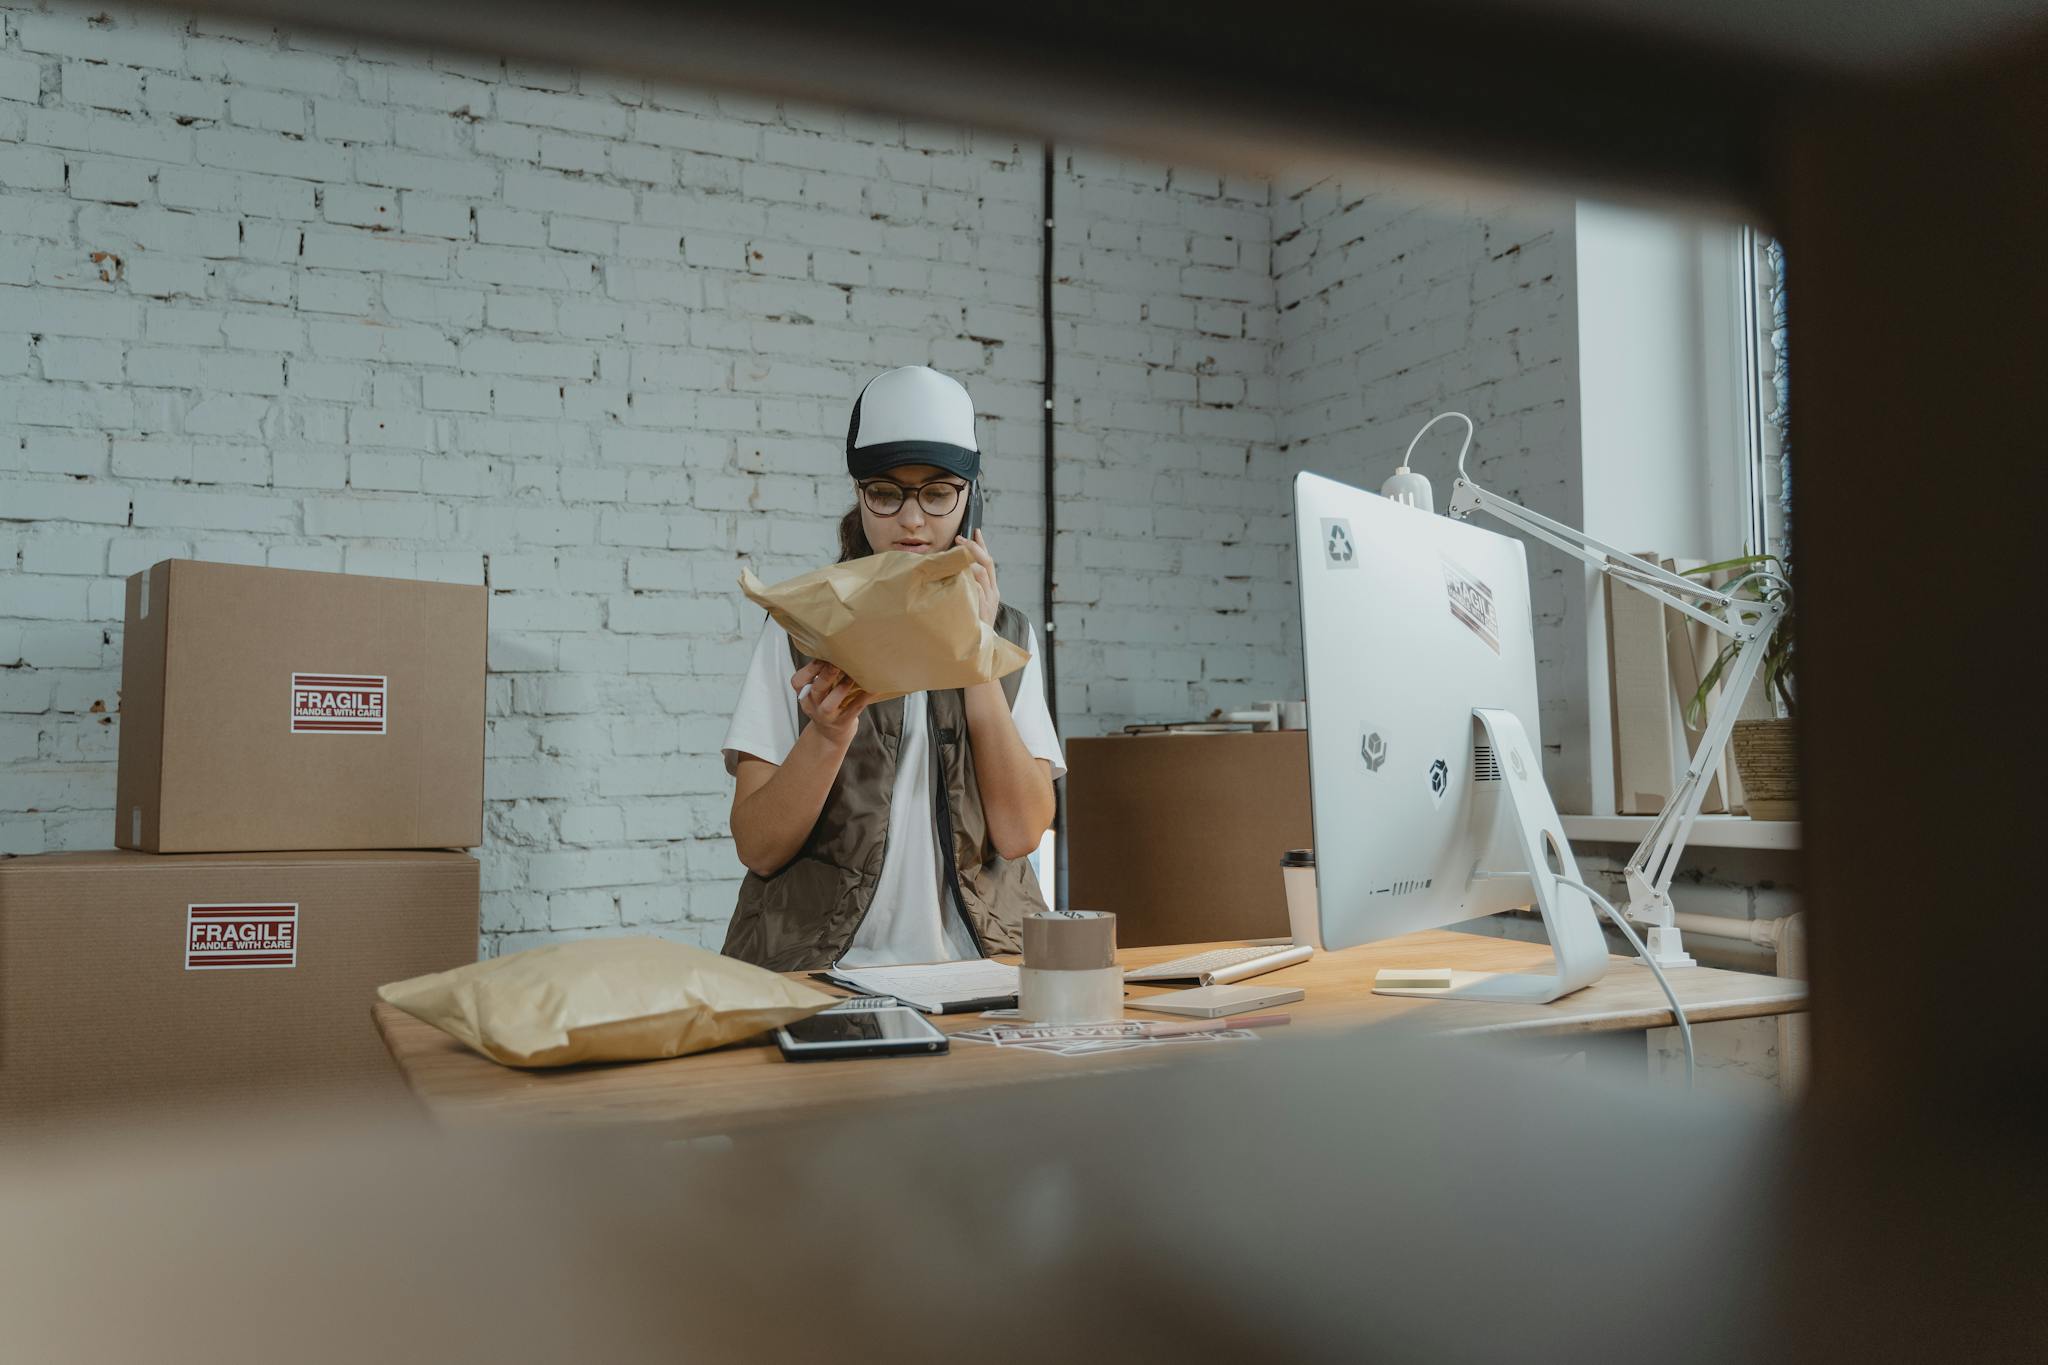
[378,936,837,1068]
[739,545,1030,700]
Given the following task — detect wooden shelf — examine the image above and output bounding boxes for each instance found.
[1561,814,1800,851]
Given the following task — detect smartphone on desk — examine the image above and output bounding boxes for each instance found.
[776,1002,950,1061]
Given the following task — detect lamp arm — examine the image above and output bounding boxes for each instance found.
[1619,602,1785,934]
[1448,477,1748,638]
[1446,467,1790,956]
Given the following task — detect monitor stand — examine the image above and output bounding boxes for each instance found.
[1374,708,1610,1005]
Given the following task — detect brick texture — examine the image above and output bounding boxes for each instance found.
[1271,169,1584,783]
[4,6,1675,956]
[0,6,1292,953]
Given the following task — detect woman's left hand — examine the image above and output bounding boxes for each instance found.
[956,528,999,626]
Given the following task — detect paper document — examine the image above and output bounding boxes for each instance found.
[951,1020,1263,1057]
[822,959,1021,1013]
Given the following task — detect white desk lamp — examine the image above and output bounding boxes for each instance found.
[1385,413,1788,969]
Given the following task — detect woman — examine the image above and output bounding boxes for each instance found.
[720,365,1063,971]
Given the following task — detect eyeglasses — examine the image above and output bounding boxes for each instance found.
[858,478,968,517]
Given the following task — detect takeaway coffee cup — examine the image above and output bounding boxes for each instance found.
[1281,849,1322,949]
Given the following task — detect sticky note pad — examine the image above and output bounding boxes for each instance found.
[1375,967,1454,990]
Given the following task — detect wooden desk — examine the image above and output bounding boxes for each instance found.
[372,929,1807,1137]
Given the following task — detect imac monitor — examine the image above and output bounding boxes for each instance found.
[1292,472,1607,1001]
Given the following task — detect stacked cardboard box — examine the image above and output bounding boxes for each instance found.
[1659,556,1746,815]
[1,562,487,1132]
[0,851,479,1129]
[115,560,485,852]
[1605,554,1744,815]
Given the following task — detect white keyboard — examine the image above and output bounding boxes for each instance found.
[1124,943,1310,985]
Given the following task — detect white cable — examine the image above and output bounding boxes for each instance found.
[1399,410,1475,477]
[1556,876,1695,1089]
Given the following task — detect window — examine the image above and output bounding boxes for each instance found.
[1739,229,1791,565]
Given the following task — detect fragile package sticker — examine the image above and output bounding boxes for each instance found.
[187,904,299,971]
[292,673,387,734]
[1441,558,1501,654]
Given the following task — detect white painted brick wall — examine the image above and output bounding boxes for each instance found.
[1051,150,1285,731]
[4,5,1777,958]
[1,4,1282,954]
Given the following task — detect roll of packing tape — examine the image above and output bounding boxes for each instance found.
[1020,910,1121,1023]
[1022,909,1117,971]
[1019,965,1125,1025]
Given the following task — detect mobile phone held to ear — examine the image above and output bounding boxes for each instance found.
[952,480,979,542]
[775,1000,950,1061]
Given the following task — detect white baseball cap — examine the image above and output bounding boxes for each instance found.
[845,365,981,481]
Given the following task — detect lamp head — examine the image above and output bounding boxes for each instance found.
[1383,411,1475,516]
[1381,465,1435,513]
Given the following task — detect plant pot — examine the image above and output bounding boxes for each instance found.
[1731,718,1798,820]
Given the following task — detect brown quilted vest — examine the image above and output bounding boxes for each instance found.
[721,604,1051,971]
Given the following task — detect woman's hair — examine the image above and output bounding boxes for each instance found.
[837,505,871,562]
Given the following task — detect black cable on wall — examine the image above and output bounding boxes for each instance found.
[1040,142,1067,910]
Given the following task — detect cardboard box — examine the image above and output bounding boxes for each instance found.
[0,849,479,1132]
[1660,557,1739,814]
[1605,556,1680,815]
[1066,732,1311,947]
[116,560,486,852]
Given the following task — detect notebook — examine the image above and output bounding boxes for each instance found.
[819,959,1022,1014]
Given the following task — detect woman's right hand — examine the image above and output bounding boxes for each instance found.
[792,661,872,747]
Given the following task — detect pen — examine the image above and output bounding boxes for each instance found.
[935,994,1020,1015]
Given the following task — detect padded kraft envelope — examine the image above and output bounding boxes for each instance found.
[739,545,1029,701]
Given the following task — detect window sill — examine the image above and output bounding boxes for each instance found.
[1561,814,1800,851]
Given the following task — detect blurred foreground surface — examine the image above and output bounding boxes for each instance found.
[5,1020,2043,1362]
[4,1028,1797,1364]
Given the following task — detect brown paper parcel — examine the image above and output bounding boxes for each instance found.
[377,936,838,1068]
[739,545,1030,700]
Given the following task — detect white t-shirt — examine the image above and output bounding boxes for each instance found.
[722,616,1066,968]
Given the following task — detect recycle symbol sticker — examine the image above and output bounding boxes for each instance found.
[1321,518,1357,568]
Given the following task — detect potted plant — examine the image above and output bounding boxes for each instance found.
[1682,554,1797,820]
